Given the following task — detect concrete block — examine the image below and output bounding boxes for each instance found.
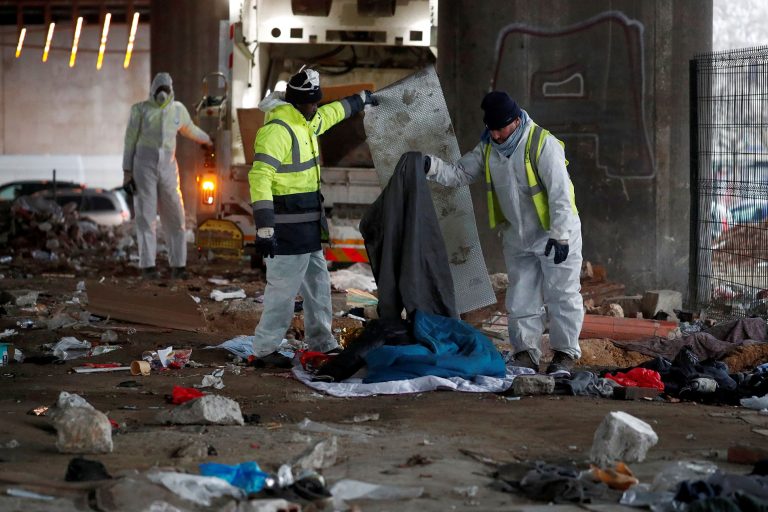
[158,395,244,426]
[512,375,555,396]
[0,289,39,307]
[604,295,643,318]
[590,411,658,465]
[53,407,113,454]
[641,290,682,322]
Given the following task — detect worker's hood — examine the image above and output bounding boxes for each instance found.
[258,91,289,113]
[149,72,175,104]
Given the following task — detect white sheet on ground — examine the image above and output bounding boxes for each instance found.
[292,364,533,397]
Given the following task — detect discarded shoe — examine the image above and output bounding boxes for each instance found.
[546,351,576,378]
[512,351,538,372]
[141,266,160,280]
[170,266,189,280]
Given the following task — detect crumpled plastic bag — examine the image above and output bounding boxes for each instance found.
[605,368,664,391]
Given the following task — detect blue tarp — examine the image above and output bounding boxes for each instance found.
[363,310,505,383]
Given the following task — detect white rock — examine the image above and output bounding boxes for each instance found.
[158,395,244,426]
[590,411,658,465]
[53,407,113,453]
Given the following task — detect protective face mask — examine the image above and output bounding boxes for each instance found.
[155,91,169,105]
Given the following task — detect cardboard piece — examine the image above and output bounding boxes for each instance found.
[86,282,206,332]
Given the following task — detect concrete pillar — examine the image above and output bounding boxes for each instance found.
[150,0,229,224]
[438,0,712,294]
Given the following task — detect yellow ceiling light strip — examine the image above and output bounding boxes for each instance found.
[96,12,111,70]
[124,12,140,69]
[42,22,55,62]
[69,17,83,68]
[15,27,26,58]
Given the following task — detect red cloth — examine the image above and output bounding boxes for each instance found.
[605,368,664,391]
[171,385,205,404]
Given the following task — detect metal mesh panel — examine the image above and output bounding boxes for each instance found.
[363,65,496,314]
[690,46,768,319]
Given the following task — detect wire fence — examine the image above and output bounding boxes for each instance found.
[690,45,768,319]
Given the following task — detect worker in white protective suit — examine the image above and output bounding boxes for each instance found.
[122,72,213,280]
[424,91,583,377]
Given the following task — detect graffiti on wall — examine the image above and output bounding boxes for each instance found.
[491,10,655,181]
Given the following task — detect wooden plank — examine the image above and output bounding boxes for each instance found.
[86,282,206,332]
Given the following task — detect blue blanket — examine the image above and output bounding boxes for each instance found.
[363,310,505,383]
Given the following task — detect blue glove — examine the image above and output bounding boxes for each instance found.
[255,235,277,259]
[544,239,569,264]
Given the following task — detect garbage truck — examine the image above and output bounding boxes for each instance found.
[193,0,437,264]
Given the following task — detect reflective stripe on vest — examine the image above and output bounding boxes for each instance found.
[484,124,577,230]
[260,119,324,225]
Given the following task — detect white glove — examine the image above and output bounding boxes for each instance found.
[257,227,274,238]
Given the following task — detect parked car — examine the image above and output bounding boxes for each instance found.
[0,179,82,203]
[31,187,130,226]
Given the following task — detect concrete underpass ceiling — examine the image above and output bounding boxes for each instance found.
[0,1,151,27]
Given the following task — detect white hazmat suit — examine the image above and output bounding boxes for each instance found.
[122,72,212,270]
[428,117,584,364]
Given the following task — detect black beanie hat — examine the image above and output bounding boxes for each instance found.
[481,91,522,130]
[285,68,323,105]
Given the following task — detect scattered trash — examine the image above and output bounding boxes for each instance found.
[649,460,719,492]
[72,364,131,374]
[65,456,112,482]
[329,263,377,292]
[2,439,20,449]
[208,277,231,285]
[590,462,639,490]
[27,405,49,416]
[142,347,192,369]
[6,488,55,501]
[292,436,339,470]
[452,485,479,498]
[170,386,206,404]
[194,369,225,390]
[131,360,151,376]
[146,470,245,506]
[342,412,380,423]
[100,329,119,343]
[297,418,376,440]
[398,454,433,468]
[329,479,423,510]
[210,287,247,302]
[49,337,91,360]
[199,461,269,493]
[741,395,768,411]
[172,439,215,460]
[0,329,17,339]
[590,411,658,465]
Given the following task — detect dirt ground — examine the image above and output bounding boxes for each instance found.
[0,259,765,511]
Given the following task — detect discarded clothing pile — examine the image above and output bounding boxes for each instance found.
[601,347,768,405]
[612,317,768,361]
[295,152,506,395]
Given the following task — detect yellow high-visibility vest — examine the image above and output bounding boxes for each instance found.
[484,123,577,230]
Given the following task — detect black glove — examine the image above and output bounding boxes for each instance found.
[123,179,137,195]
[544,239,569,264]
[361,90,379,106]
[255,235,277,259]
[423,155,431,174]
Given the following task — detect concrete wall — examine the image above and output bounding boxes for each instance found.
[150,0,229,221]
[438,0,712,295]
[0,23,149,158]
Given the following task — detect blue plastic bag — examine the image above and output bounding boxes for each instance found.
[199,461,268,494]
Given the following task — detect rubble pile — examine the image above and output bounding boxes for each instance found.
[4,196,137,269]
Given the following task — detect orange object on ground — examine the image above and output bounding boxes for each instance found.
[580,314,678,341]
[590,462,639,490]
